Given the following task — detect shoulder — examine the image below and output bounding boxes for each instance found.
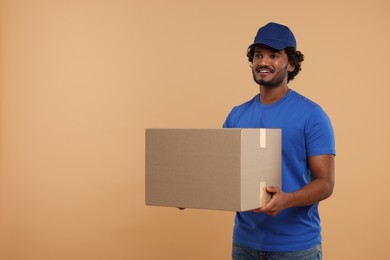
[286,90,333,134]
[293,92,335,155]
[289,90,322,110]
[223,95,259,128]
[288,90,330,120]
[234,94,259,109]
[228,94,259,116]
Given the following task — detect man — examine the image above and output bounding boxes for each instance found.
[223,22,335,259]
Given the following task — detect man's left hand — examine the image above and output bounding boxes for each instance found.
[252,186,293,216]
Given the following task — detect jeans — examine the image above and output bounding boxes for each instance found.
[232,242,322,260]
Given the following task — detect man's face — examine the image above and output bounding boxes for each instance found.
[251,45,294,88]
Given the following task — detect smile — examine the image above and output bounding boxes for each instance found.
[256,67,274,73]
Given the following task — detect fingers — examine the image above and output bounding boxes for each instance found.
[251,187,282,215]
[252,208,263,214]
[252,205,277,216]
[266,186,280,193]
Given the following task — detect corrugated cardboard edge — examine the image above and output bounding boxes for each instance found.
[259,181,267,207]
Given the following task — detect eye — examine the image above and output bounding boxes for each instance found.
[254,53,262,59]
[270,54,279,59]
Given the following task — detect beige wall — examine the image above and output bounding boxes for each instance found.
[1,0,389,259]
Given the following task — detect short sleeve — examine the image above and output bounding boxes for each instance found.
[222,108,235,128]
[305,106,336,157]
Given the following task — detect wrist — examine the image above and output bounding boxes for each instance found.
[285,192,296,208]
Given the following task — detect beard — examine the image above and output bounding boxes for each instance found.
[252,64,289,88]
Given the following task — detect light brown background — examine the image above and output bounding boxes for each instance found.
[1,0,389,259]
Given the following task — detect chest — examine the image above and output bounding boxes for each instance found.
[232,107,310,151]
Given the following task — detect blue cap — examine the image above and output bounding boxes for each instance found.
[249,22,296,50]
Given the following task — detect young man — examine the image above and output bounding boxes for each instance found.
[224,22,335,260]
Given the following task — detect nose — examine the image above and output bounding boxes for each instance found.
[258,56,271,66]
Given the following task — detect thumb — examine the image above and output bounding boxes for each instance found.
[266,186,279,193]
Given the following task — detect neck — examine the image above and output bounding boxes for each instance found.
[259,85,290,105]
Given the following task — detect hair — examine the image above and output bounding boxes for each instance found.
[246,45,304,83]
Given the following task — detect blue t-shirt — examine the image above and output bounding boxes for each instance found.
[223,90,335,252]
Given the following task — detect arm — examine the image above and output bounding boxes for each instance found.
[253,154,335,216]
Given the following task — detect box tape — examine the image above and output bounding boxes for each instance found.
[260,128,266,148]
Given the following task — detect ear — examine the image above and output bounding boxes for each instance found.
[287,61,295,72]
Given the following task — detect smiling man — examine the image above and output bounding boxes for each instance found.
[223,22,336,260]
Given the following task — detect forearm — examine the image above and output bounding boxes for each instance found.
[255,155,334,216]
[287,177,334,207]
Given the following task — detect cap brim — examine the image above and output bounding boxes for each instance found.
[248,39,289,51]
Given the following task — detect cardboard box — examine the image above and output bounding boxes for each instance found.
[145,128,281,211]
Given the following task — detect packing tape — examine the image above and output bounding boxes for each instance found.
[260,128,266,148]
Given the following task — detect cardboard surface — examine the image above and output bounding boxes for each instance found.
[145,129,281,211]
